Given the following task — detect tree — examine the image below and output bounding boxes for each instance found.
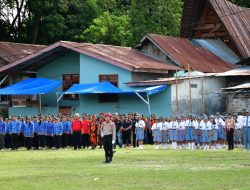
[229,0,250,8]
[0,0,28,42]
[26,0,98,44]
[80,12,133,46]
[129,0,183,45]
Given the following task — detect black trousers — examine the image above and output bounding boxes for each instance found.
[54,135,62,149]
[4,134,11,148]
[82,134,90,148]
[123,131,131,145]
[227,128,234,150]
[103,135,113,158]
[11,133,19,150]
[18,133,25,148]
[67,134,72,147]
[0,134,4,149]
[61,133,68,148]
[73,131,82,149]
[38,135,46,148]
[46,136,54,149]
[132,131,137,147]
[25,137,33,150]
[33,133,39,149]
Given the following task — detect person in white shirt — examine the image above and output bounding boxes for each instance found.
[177,117,185,149]
[215,112,226,149]
[151,116,162,149]
[185,114,198,150]
[169,117,178,149]
[161,117,170,149]
[234,116,242,147]
[242,110,250,151]
[135,114,145,149]
[210,115,218,150]
[200,116,212,150]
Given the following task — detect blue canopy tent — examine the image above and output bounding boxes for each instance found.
[0,78,62,114]
[57,81,167,116]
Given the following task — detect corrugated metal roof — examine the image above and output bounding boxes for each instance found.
[209,0,250,58]
[181,0,250,58]
[126,73,217,86]
[0,41,46,63]
[0,41,181,73]
[147,34,234,73]
[194,39,241,64]
[222,83,250,90]
[217,66,250,76]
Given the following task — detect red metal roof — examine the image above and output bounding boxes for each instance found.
[181,0,250,58]
[146,34,235,73]
[209,0,250,58]
[0,41,46,63]
[0,41,181,73]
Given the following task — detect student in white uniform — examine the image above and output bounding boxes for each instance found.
[135,114,145,149]
[210,115,218,150]
[234,116,242,147]
[185,114,198,150]
[200,116,212,150]
[215,113,225,149]
[177,117,185,149]
[151,116,162,149]
[169,117,178,149]
[161,117,170,149]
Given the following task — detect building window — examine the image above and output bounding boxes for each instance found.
[190,84,198,88]
[99,74,118,103]
[12,95,26,107]
[63,74,79,100]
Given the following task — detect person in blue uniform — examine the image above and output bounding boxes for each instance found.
[4,118,11,149]
[0,116,6,150]
[17,115,25,148]
[23,116,35,150]
[61,115,69,148]
[67,116,73,147]
[10,115,21,150]
[32,116,39,149]
[38,116,46,149]
[45,116,54,149]
[53,117,63,149]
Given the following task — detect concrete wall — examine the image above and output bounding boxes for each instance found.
[37,51,80,107]
[9,106,58,116]
[75,54,172,116]
[227,93,250,113]
[171,77,227,115]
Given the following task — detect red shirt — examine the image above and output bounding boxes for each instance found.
[82,120,90,134]
[72,119,83,131]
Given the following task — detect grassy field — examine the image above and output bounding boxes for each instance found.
[0,146,250,190]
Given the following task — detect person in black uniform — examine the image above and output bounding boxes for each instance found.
[113,113,123,149]
[122,115,132,147]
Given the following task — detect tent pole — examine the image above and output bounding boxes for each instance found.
[39,94,42,115]
[147,93,151,118]
[135,92,149,105]
[0,75,8,85]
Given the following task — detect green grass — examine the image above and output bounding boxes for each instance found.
[0,147,250,190]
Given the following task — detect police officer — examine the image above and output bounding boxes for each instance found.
[101,113,116,163]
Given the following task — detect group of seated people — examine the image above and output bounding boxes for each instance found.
[0,110,249,151]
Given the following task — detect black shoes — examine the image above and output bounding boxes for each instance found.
[103,157,113,163]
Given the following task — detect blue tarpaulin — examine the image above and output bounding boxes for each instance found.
[57,81,123,94]
[57,81,167,96]
[0,78,62,95]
